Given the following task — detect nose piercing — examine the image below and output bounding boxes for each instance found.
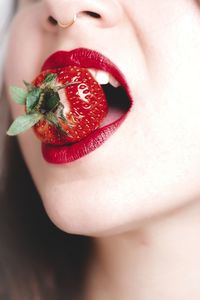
[58,14,77,29]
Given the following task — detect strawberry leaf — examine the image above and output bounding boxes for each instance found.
[46,113,69,136]
[46,112,59,127]
[44,73,56,83]
[9,86,27,104]
[23,80,34,92]
[26,88,41,113]
[7,113,42,136]
[56,81,81,91]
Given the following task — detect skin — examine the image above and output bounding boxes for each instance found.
[4,0,200,299]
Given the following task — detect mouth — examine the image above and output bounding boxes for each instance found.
[41,48,133,164]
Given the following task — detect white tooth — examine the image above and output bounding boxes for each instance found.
[88,68,97,78]
[95,70,109,85]
[109,74,120,88]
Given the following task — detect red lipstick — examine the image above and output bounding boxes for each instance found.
[41,48,133,164]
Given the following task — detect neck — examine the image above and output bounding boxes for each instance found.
[85,200,200,300]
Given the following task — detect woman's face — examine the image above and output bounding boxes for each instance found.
[4,0,200,236]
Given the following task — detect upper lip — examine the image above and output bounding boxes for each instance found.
[41,47,133,105]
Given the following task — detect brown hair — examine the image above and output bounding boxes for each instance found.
[0,87,94,299]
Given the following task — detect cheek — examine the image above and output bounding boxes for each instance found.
[4,8,45,91]
[4,9,47,126]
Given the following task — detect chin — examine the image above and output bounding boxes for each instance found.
[40,193,111,237]
[38,184,133,237]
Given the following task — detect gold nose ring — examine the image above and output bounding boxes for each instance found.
[58,14,77,29]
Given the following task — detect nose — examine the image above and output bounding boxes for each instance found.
[43,0,123,28]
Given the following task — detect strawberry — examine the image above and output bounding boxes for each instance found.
[7,66,108,145]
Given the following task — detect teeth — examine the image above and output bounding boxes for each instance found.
[95,70,109,85]
[88,68,97,78]
[109,74,120,88]
[88,68,121,88]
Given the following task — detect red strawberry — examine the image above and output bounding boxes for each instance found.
[7,66,108,145]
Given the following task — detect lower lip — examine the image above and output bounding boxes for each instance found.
[42,113,127,164]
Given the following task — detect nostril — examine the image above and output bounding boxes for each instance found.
[47,16,58,26]
[82,11,101,19]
